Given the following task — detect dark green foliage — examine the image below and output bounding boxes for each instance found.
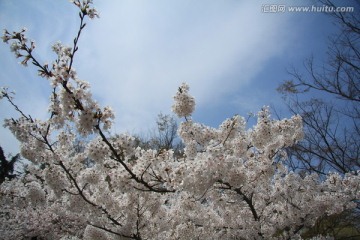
[301,211,360,239]
[0,146,20,184]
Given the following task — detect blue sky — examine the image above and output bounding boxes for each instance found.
[0,0,350,155]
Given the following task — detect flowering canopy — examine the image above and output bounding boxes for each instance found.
[0,1,359,239]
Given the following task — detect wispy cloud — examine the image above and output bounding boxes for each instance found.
[76,0,295,132]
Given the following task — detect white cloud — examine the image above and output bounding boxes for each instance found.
[76,0,294,133]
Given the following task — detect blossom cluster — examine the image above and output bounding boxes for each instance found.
[172,83,195,118]
[71,0,99,19]
[1,28,35,66]
[1,1,359,240]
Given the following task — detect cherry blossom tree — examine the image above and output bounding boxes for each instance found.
[0,1,359,239]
